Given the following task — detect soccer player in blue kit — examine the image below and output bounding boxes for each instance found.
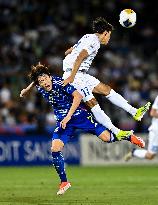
[20,63,145,195]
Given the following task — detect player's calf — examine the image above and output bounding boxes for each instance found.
[51,139,71,195]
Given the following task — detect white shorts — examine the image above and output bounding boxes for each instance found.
[63,71,100,102]
[148,130,158,154]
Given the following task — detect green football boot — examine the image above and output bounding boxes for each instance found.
[116,130,133,141]
[133,102,151,121]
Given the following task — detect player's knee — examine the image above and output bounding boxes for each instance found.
[51,145,62,152]
[102,84,111,96]
[93,83,111,95]
[85,98,98,109]
[51,139,64,152]
[98,130,111,142]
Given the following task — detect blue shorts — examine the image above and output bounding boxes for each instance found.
[52,110,107,144]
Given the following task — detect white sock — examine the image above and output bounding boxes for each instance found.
[106,89,137,116]
[91,104,120,135]
[133,149,147,159]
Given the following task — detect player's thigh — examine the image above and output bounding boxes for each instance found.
[72,75,96,102]
[63,72,98,102]
[75,111,108,138]
[148,130,158,154]
[52,123,73,151]
[51,139,64,152]
[93,82,111,95]
[98,130,111,142]
[84,74,100,91]
[77,74,97,102]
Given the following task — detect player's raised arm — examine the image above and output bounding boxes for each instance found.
[60,90,83,129]
[20,82,35,97]
[62,49,88,86]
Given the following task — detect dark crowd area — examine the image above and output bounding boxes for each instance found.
[0,0,157,135]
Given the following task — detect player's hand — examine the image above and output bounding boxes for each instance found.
[60,115,71,129]
[62,76,74,86]
[20,89,28,98]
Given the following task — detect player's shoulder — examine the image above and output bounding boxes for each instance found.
[52,76,63,86]
[82,34,96,40]
[83,34,100,47]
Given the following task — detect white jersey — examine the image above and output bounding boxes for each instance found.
[63,34,100,72]
[149,96,158,131]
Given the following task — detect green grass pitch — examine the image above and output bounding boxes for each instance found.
[0,165,158,205]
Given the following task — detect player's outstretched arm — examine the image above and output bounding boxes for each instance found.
[20,82,35,97]
[65,47,73,56]
[62,49,89,86]
[60,90,83,129]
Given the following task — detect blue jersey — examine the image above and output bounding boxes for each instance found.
[36,76,85,121]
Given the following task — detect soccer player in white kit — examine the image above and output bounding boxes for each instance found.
[62,17,151,138]
[21,18,150,139]
[124,95,158,161]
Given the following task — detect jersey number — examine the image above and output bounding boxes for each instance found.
[81,87,90,97]
[87,115,98,127]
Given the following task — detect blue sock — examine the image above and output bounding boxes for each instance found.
[52,151,67,183]
[108,133,119,143]
[123,135,131,141]
[108,133,132,143]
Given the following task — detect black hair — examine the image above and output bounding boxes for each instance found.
[28,63,51,85]
[93,17,114,34]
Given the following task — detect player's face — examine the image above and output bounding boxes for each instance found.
[101,31,111,45]
[38,74,52,91]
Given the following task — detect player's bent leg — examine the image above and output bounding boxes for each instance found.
[85,98,133,139]
[51,139,71,195]
[98,130,120,143]
[98,130,111,142]
[98,129,144,146]
[85,98,119,135]
[51,139,64,152]
[124,149,155,162]
[93,83,150,120]
[93,82,137,115]
[98,129,126,143]
[92,83,111,96]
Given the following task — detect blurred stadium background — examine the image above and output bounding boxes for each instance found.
[0,0,158,204]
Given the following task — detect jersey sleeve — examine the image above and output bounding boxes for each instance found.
[81,35,99,55]
[63,83,77,95]
[85,41,99,55]
[152,96,158,110]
